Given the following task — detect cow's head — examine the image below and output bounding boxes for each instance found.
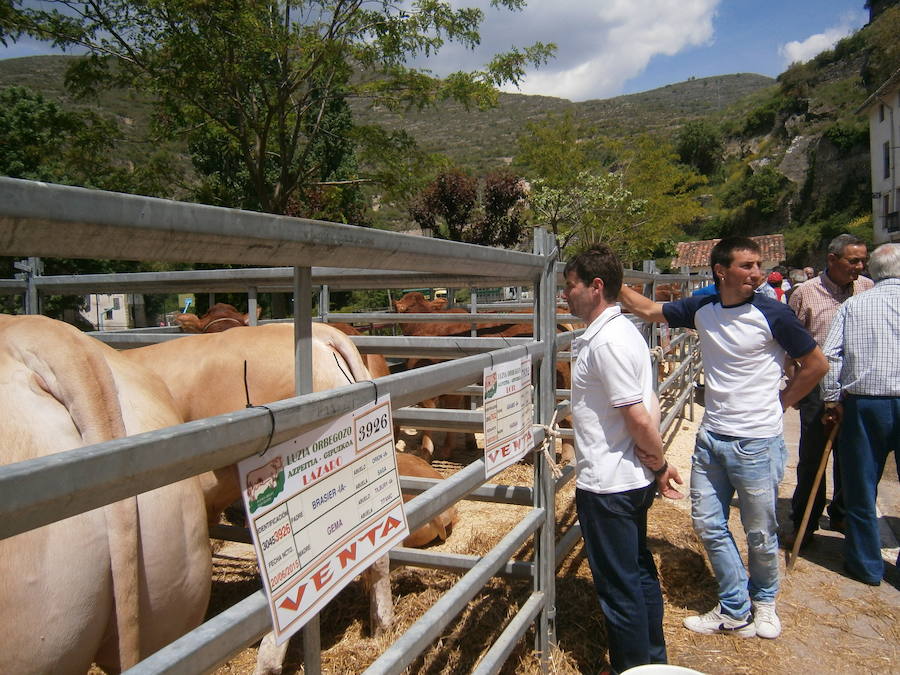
[393,292,430,314]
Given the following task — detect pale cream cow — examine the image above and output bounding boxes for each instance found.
[0,314,211,675]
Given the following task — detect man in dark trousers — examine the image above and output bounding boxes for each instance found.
[563,245,683,673]
[785,233,873,548]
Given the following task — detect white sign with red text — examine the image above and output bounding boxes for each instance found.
[483,355,534,478]
[238,395,407,644]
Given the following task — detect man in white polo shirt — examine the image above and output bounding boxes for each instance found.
[618,236,827,640]
[563,245,683,674]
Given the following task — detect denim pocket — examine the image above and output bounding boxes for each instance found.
[734,437,770,458]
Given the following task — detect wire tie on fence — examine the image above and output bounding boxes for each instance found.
[243,360,277,456]
[535,407,563,480]
[370,378,379,404]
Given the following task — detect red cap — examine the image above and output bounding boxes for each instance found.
[767,271,783,282]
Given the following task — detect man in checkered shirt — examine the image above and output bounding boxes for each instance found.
[785,234,873,549]
[820,243,900,586]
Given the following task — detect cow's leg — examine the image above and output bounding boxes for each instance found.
[558,416,576,464]
[418,397,439,460]
[253,632,290,675]
[199,466,241,525]
[365,554,394,636]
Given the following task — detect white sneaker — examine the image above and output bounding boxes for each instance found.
[752,601,782,639]
[683,603,756,638]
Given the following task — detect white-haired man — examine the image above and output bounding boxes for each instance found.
[821,243,900,586]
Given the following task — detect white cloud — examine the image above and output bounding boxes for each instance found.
[779,14,865,67]
[411,0,720,101]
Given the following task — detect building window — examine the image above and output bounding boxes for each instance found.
[105,309,114,321]
[113,297,121,310]
[880,104,886,122]
[885,141,892,179]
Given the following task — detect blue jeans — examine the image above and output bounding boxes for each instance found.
[576,483,666,674]
[690,428,787,619]
[839,395,899,583]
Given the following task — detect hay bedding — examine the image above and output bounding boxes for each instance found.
[179,416,898,674]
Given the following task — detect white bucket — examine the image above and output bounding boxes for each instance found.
[621,665,706,675]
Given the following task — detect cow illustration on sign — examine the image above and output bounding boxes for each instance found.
[247,457,286,512]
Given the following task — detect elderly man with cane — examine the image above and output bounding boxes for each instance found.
[784,233,873,550]
[820,243,900,586]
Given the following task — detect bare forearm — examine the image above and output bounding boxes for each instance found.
[621,403,665,470]
[618,285,667,324]
[781,347,829,410]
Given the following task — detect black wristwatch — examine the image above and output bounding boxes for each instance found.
[653,460,669,477]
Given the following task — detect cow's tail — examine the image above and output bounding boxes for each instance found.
[324,329,372,384]
[5,316,142,668]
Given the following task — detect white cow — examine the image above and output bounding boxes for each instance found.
[0,314,211,674]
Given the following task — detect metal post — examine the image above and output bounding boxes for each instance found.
[15,256,43,314]
[293,266,319,674]
[248,287,258,326]
[208,293,215,309]
[470,290,478,337]
[318,284,329,323]
[534,228,557,669]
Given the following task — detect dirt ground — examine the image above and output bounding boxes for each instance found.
[206,403,899,675]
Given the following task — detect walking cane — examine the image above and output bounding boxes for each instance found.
[787,421,840,571]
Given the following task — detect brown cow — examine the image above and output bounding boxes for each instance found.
[174,302,260,333]
[392,292,576,463]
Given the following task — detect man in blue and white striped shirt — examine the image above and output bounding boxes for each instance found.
[821,243,900,586]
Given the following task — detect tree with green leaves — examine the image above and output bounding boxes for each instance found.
[14,0,554,216]
[517,115,706,261]
[675,120,723,176]
[0,84,179,194]
[513,111,603,186]
[526,171,647,253]
[409,167,528,247]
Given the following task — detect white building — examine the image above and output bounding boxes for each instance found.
[80,293,132,331]
[859,67,900,244]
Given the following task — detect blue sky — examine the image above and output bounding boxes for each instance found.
[621,1,869,96]
[1,1,871,102]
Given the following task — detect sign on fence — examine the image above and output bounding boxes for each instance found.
[483,356,534,478]
[238,395,408,644]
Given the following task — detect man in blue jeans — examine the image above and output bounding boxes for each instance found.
[564,246,684,673]
[821,243,900,586]
[618,237,827,640]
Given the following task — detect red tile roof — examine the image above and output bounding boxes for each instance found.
[672,234,786,269]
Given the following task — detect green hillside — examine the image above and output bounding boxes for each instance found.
[349,74,774,171]
[0,55,773,174]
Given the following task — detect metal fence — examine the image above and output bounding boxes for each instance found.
[0,176,702,674]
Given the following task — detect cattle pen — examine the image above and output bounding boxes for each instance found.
[0,176,704,675]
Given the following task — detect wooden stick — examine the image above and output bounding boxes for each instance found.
[787,422,840,571]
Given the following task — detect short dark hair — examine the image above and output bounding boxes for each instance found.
[564,245,623,302]
[710,236,761,281]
